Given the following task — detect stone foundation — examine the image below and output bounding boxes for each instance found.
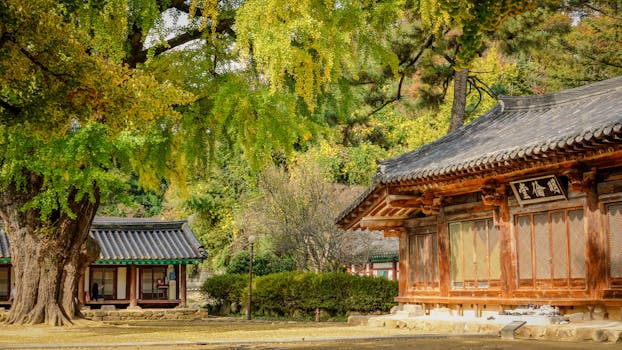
[81,307,209,322]
[354,305,622,344]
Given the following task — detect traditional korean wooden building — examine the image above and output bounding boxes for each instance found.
[346,231,399,280]
[347,251,399,281]
[337,76,622,318]
[0,217,206,309]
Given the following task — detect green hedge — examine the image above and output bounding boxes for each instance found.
[201,272,397,318]
[201,273,247,315]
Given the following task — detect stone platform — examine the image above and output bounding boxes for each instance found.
[348,305,622,343]
[81,307,209,322]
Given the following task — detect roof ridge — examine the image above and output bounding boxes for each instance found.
[498,76,622,112]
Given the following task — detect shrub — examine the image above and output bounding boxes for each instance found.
[251,272,300,316]
[201,274,246,315]
[201,272,398,318]
[346,275,398,313]
[226,252,295,276]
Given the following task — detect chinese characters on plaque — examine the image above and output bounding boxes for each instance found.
[510,175,567,205]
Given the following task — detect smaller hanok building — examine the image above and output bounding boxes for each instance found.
[347,251,399,281]
[337,76,622,319]
[0,217,207,309]
[347,231,399,280]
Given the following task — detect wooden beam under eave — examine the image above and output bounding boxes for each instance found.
[385,194,421,208]
[360,216,409,230]
[383,228,404,238]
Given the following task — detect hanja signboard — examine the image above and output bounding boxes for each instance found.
[510,175,567,206]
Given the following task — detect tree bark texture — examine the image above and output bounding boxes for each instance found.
[448,68,469,133]
[0,173,100,326]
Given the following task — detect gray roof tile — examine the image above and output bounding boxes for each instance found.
[90,217,207,261]
[337,76,622,225]
[0,217,207,262]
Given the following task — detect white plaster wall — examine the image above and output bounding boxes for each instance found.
[84,268,90,292]
[117,267,127,299]
[373,262,394,269]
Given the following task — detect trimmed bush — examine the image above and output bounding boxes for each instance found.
[346,274,398,312]
[251,272,300,316]
[226,252,295,276]
[201,273,246,315]
[201,271,398,318]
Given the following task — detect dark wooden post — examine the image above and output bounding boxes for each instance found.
[584,177,605,299]
[482,181,513,299]
[437,209,450,297]
[565,166,604,299]
[180,264,187,308]
[498,197,514,299]
[129,265,138,308]
[398,230,409,298]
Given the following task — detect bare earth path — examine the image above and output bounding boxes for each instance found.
[0,318,618,349]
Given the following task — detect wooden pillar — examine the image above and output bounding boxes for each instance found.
[129,265,138,308]
[482,181,513,299]
[437,209,450,297]
[585,179,605,299]
[564,166,604,299]
[180,264,187,308]
[77,273,85,305]
[398,231,409,298]
[498,197,514,299]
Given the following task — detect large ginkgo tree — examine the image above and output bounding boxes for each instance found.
[0,0,194,325]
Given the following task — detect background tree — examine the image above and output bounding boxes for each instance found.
[238,159,362,272]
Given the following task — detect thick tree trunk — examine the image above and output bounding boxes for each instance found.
[0,174,100,326]
[448,68,469,133]
[63,235,100,317]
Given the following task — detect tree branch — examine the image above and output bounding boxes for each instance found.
[0,97,22,115]
[127,16,235,68]
[363,34,436,118]
[468,75,497,99]
[13,41,70,82]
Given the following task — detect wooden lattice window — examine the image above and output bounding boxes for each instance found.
[140,266,168,299]
[606,203,622,287]
[90,267,116,300]
[515,208,585,289]
[449,219,500,289]
[408,232,438,290]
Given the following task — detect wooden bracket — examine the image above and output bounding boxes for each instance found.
[420,191,444,216]
[481,180,507,207]
[481,180,507,227]
[384,227,405,238]
[563,164,597,193]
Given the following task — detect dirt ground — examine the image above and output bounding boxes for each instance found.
[0,318,618,350]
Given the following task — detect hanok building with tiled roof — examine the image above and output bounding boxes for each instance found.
[346,230,399,280]
[337,76,622,319]
[0,217,206,309]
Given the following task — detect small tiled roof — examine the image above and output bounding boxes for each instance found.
[369,252,399,263]
[90,217,207,264]
[0,217,207,264]
[337,76,622,225]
